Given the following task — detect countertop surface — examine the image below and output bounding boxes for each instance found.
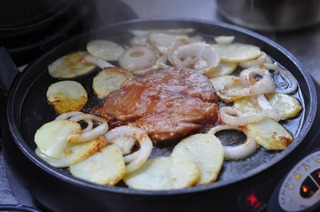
[1,0,320,208]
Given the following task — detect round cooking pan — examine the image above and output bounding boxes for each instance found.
[1,19,317,211]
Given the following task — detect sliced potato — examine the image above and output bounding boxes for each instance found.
[247,117,293,150]
[34,120,82,158]
[123,157,200,190]
[210,75,244,102]
[46,80,88,114]
[92,67,134,98]
[171,134,224,185]
[35,135,106,168]
[233,97,262,115]
[267,93,302,119]
[70,144,126,186]
[214,43,261,63]
[87,40,124,61]
[48,51,96,79]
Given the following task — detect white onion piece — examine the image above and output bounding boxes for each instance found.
[219,107,266,126]
[240,67,274,89]
[256,95,282,121]
[83,55,114,69]
[218,67,276,100]
[262,63,298,94]
[111,136,136,155]
[168,40,205,67]
[124,150,139,163]
[104,126,153,173]
[118,45,158,74]
[168,42,220,74]
[56,112,94,132]
[195,45,221,75]
[56,112,109,143]
[207,125,257,160]
[239,51,268,69]
[239,67,276,94]
[214,36,235,44]
[131,55,168,75]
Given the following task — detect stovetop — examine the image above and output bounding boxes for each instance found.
[1,0,320,210]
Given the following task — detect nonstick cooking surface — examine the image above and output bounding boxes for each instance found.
[13,20,309,190]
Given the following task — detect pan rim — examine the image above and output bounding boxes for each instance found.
[5,18,318,196]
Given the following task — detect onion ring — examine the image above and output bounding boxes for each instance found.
[118,45,158,75]
[261,63,298,94]
[256,95,282,121]
[104,126,153,173]
[239,51,269,69]
[219,107,266,126]
[207,125,257,160]
[56,112,109,142]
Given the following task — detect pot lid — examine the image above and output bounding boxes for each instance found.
[0,0,77,33]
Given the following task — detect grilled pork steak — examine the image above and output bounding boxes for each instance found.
[100,67,219,143]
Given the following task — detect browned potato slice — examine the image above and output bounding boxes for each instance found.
[34,119,82,158]
[70,144,125,185]
[46,80,88,114]
[123,157,200,190]
[48,51,96,79]
[35,135,106,168]
[213,43,261,63]
[247,117,293,150]
[171,134,224,185]
[92,67,134,98]
[87,40,124,61]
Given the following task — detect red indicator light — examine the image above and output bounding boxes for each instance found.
[302,185,309,193]
[317,171,320,179]
[246,191,262,210]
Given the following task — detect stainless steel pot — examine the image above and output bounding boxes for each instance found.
[216,0,320,31]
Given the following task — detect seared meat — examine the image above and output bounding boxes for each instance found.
[101,67,219,143]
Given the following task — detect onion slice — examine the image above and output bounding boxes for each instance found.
[207,125,257,160]
[56,112,109,143]
[104,126,153,173]
[219,106,266,126]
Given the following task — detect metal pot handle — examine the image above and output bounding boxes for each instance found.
[0,46,20,96]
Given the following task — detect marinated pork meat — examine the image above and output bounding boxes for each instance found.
[100,67,219,143]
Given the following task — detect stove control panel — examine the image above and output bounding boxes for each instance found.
[268,150,320,212]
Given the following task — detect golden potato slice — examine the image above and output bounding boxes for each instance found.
[87,40,124,61]
[35,135,106,168]
[48,51,96,79]
[213,43,261,63]
[171,134,224,185]
[34,120,82,158]
[247,117,293,150]
[92,67,134,98]
[70,144,125,186]
[267,93,302,119]
[46,80,88,114]
[123,157,200,190]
